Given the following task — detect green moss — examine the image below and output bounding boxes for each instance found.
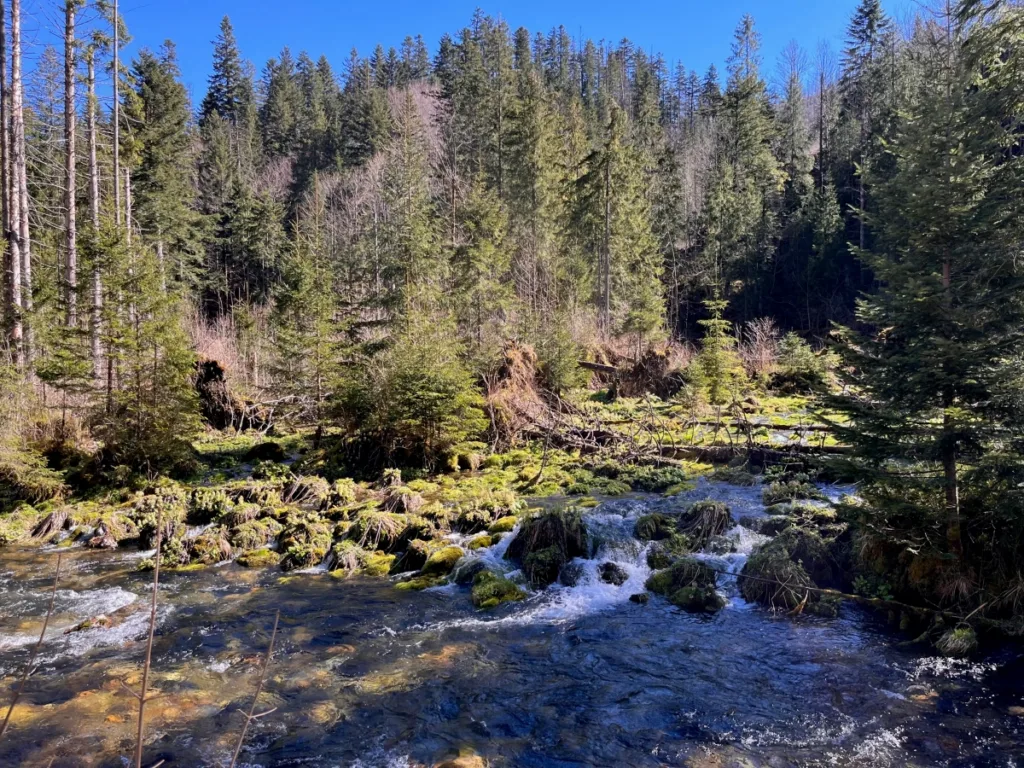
[762,481,827,506]
[471,570,526,609]
[0,504,40,545]
[421,546,464,577]
[487,515,518,534]
[936,626,977,657]
[236,548,280,568]
[668,585,726,613]
[467,535,494,550]
[188,527,233,565]
[278,514,332,571]
[395,575,445,591]
[347,510,407,551]
[229,518,283,551]
[635,513,677,541]
[505,507,588,587]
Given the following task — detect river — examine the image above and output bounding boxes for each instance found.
[1,480,1023,767]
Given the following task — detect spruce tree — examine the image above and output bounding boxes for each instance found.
[831,0,1024,588]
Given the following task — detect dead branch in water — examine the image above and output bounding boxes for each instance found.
[0,553,63,741]
[228,610,281,768]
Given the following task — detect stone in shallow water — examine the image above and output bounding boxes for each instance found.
[629,592,649,604]
[599,561,629,586]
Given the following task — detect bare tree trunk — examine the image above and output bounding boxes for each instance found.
[0,0,18,367]
[112,0,121,228]
[11,0,30,366]
[64,0,78,326]
[87,49,102,377]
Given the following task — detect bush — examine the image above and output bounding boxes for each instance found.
[769,333,836,393]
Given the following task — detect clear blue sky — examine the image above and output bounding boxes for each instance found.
[116,0,914,103]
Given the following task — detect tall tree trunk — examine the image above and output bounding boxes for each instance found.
[0,0,19,368]
[11,0,30,366]
[602,159,611,335]
[112,0,121,228]
[87,49,102,377]
[64,0,78,326]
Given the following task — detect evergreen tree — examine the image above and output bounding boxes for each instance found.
[831,0,1024,588]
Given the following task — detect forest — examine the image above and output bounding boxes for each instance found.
[2,0,1024,765]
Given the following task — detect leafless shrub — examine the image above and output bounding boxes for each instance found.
[739,317,780,379]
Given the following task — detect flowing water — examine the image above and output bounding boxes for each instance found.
[2,480,1023,767]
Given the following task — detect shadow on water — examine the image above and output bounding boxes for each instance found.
[2,481,1024,767]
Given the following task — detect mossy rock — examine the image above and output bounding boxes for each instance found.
[421,546,464,577]
[668,585,726,613]
[738,547,815,611]
[237,548,280,568]
[188,489,232,525]
[390,539,441,574]
[395,575,446,591]
[217,501,262,528]
[471,570,526,609]
[229,518,283,551]
[505,508,588,587]
[467,535,494,550]
[330,540,395,578]
[634,513,677,542]
[762,481,827,506]
[330,478,359,506]
[936,627,977,657]
[278,515,332,571]
[710,466,758,487]
[645,558,717,595]
[188,527,233,565]
[131,491,188,548]
[599,562,629,586]
[678,501,734,548]
[347,510,408,552]
[769,527,840,588]
[487,515,518,534]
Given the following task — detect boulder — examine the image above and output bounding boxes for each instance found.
[598,562,629,586]
[471,570,526,609]
[505,508,588,587]
[645,558,724,613]
[677,501,733,549]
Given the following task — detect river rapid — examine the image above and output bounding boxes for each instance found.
[1,479,1023,767]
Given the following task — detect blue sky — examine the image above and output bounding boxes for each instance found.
[113,0,914,103]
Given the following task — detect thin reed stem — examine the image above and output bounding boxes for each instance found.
[228,610,281,768]
[0,553,63,741]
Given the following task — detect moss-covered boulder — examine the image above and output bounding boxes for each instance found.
[347,510,407,552]
[390,539,438,574]
[645,559,723,613]
[330,540,395,578]
[762,481,827,506]
[634,513,677,541]
[188,527,233,565]
[188,488,231,525]
[217,501,262,528]
[132,491,188,548]
[471,570,526,609]
[487,515,518,534]
[505,508,588,587]
[278,514,332,571]
[769,527,840,588]
[678,501,734,548]
[236,548,280,568]
[936,626,977,657]
[739,551,810,610]
[421,546,464,577]
[229,518,283,551]
[467,534,495,550]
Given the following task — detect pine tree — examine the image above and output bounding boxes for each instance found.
[831,0,1024,587]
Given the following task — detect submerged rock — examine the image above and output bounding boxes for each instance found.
[599,562,629,586]
[505,507,588,587]
[629,592,649,604]
[471,570,526,609]
[559,561,586,587]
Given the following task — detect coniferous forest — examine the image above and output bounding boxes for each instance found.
[3,1,1024,766]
